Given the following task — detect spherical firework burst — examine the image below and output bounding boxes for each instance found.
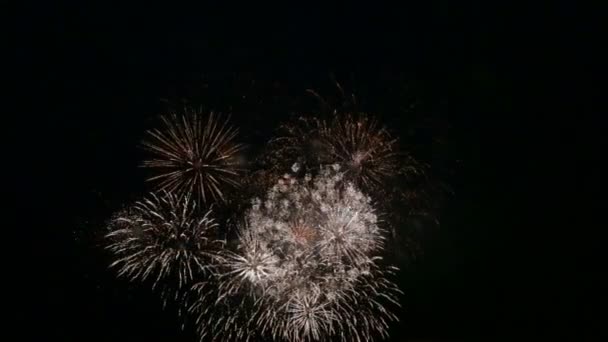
[191,165,401,342]
[319,113,402,190]
[141,109,244,204]
[105,191,224,298]
[268,112,424,197]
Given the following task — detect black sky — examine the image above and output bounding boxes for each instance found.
[11,1,602,341]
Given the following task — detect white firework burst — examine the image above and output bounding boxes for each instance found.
[141,109,244,204]
[191,165,401,341]
[105,191,224,295]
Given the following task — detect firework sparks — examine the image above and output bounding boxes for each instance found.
[105,191,224,294]
[266,110,440,255]
[97,83,449,341]
[320,114,401,191]
[141,109,244,204]
[191,165,401,341]
[268,112,423,197]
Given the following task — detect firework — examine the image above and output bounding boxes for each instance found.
[141,109,244,204]
[191,165,401,342]
[105,191,224,297]
[268,112,425,197]
[266,110,441,257]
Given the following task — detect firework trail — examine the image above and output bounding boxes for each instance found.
[105,191,224,303]
[190,165,401,342]
[141,109,244,204]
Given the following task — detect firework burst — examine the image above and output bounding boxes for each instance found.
[190,165,401,341]
[141,109,244,204]
[105,191,224,298]
[268,112,425,198]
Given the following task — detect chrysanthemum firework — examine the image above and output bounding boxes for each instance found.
[268,112,426,197]
[190,165,401,342]
[141,109,244,204]
[105,191,224,298]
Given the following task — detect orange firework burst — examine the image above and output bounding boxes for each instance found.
[141,109,244,204]
[289,219,318,246]
[268,112,424,196]
[318,113,401,190]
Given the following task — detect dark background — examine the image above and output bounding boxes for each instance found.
[11,1,602,341]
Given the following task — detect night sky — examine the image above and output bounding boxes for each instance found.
[12,2,602,341]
